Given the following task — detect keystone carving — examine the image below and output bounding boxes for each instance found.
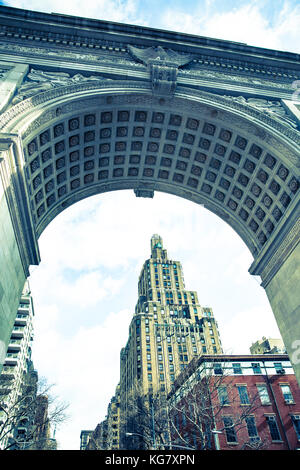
[128,45,194,96]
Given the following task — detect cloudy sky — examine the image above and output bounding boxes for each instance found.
[2,0,299,450]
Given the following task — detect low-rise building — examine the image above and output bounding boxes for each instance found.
[85,420,108,450]
[80,430,93,450]
[167,354,300,450]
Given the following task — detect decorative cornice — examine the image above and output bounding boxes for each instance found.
[0,36,298,83]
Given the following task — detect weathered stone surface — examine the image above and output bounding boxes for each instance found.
[0,5,299,381]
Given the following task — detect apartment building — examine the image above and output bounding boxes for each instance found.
[168,354,300,450]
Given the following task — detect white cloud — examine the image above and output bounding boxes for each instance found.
[4,0,144,25]
[32,306,132,449]
[160,1,300,52]
[220,305,282,355]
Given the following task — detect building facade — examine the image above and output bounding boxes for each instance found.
[119,235,223,447]
[168,354,300,450]
[250,337,286,355]
[0,281,36,450]
[106,385,121,450]
[80,430,93,450]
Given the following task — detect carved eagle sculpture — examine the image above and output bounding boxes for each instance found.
[127,45,194,68]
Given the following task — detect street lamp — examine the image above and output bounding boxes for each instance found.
[125,432,144,438]
[125,431,146,450]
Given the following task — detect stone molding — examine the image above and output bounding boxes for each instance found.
[0,40,297,97]
[0,80,299,157]
[0,12,298,84]
[249,211,300,288]
[0,133,40,272]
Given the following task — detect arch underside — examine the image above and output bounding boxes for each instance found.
[4,85,299,258]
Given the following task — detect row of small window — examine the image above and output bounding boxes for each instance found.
[223,415,287,444]
[218,383,295,406]
[143,352,190,364]
[147,372,175,382]
[214,362,286,375]
[152,262,177,269]
[175,414,300,444]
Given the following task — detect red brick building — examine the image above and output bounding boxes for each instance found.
[167,354,300,450]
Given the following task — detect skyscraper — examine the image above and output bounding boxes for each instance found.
[119,235,223,446]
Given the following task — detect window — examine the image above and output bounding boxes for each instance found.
[232,363,243,375]
[274,362,284,373]
[252,363,262,374]
[213,363,223,375]
[280,384,294,403]
[218,386,229,405]
[266,416,281,441]
[223,417,237,443]
[237,385,250,405]
[291,415,300,440]
[245,416,259,439]
[257,385,271,405]
[148,373,152,382]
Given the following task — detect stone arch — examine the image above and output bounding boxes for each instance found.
[2,82,299,247]
[0,81,299,381]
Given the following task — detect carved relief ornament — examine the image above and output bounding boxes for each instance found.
[128,45,194,96]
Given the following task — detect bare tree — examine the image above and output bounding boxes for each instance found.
[120,381,170,450]
[0,374,69,450]
[119,360,273,451]
[168,359,268,450]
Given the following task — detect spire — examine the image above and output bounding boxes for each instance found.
[151,234,167,260]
